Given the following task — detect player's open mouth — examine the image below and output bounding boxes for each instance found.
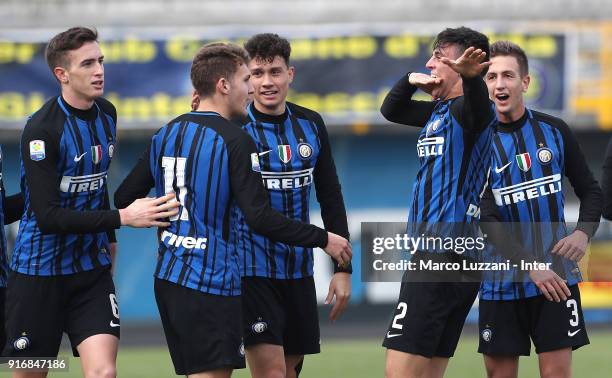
[495,93,510,101]
[261,90,277,96]
[92,80,104,88]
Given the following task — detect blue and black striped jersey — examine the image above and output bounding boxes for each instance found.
[233,102,349,279]
[12,96,120,276]
[114,111,328,296]
[0,146,23,287]
[480,109,602,300]
[381,74,496,256]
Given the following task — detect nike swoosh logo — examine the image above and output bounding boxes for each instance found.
[568,329,581,337]
[74,152,87,162]
[494,162,512,174]
[110,321,120,328]
[258,150,272,156]
[386,331,402,338]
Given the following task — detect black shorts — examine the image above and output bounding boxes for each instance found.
[154,278,245,375]
[241,276,320,356]
[478,284,589,356]
[383,278,479,358]
[2,266,120,358]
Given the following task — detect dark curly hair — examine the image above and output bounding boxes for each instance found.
[244,33,291,65]
[433,27,490,75]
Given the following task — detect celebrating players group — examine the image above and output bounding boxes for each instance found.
[0,25,611,378]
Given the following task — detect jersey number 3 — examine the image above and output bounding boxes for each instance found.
[162,156,189,221]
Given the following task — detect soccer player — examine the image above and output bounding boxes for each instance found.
[380,27,495,378]
[114,42,351,378]
[235,33,351,378]
[2,27,179,378]
[602,137,612,220]
[1,145,24,353]
[479,41,602,378]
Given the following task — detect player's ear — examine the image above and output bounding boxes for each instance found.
[217,78,230,95]
[522,74,530,93]
[287,66,295,84]
[54,66,68,84]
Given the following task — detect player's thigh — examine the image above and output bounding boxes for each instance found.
[385,349,430,378]
[2,272,63,358]
[241,277,285,349]
[76,334,118,378]
[187,369,232,378]
[429,357,450,378]
[154,278,245,376]
[245,343,286,378]
[478,298,531,357]
[283,277,320,356]
[538,348,571,378]
[64,266,120,357]
[383,281,460,358]
[530,284,589,354]
[284,354,304,378]
[483,355,519,378]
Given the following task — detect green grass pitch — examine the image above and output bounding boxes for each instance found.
[50,331,612,377]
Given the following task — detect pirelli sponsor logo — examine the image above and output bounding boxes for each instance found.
[261,168,314,190]
[417,137,444,158]
[161,230,207,250]
[59,171,107,193]
[492,174,562,206]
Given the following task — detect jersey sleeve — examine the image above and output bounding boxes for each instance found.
[3,193,23,224]
[602,137,612,220]
[557,120,603,237]
[21,119,121,234]
[312,113,352,273]
[380,73,436,127]
[114,144,155,209]
[227,133,328,249]
[450,75,496,134]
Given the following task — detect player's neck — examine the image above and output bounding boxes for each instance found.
[498,105,526,124]
[195,98,230,120]
[441,80,463,101]
[253,100,286,116]
[61,88,94,110]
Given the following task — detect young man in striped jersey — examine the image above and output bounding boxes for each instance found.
[115,42,350,378]
[0,145,23,354]
[234,33,352,378]
[3,27,180,378]
[479,41,602,378]
[380,27,495,378]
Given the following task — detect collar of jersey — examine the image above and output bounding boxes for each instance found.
[248,102,289,125]
[58,96,98,121]
[188,110,222,117]
[497,108,529,133]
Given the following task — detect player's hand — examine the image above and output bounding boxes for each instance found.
[529,269,571,302]
[325,272,351,322]
[191,90,200,111]
[119,193,180,228]
[408,72,443,95]
[551,230,589,261]
[323,232,352,266]
[440,46,491,79]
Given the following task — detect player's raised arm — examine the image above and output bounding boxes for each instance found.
[445,47,495,134]
[228,133,352,266]
[380,73,437,127]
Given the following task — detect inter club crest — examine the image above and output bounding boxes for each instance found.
[515,152,531,172]
[91,145,103,164]
[278,145,292,164]
[537,147,553,165]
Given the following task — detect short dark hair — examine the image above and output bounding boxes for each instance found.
[433,27,490,75]
[244,33,291,65]
[190,42,250,97]
[490,41,529,77]
[45,27,98,72]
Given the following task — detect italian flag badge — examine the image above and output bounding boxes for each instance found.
[515,152,531,172]
[278,145,292,163]
[91,145,103,164]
